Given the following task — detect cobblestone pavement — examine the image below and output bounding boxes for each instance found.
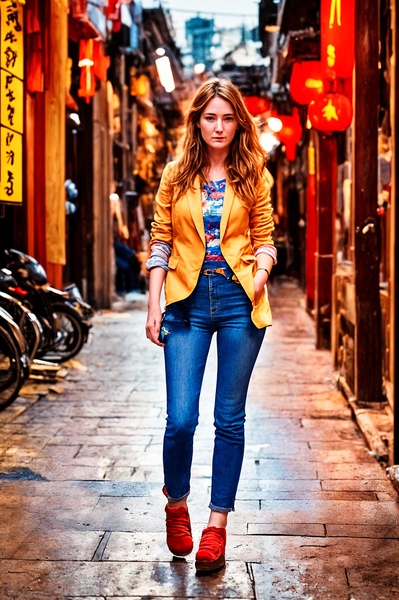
[0,277,398,599]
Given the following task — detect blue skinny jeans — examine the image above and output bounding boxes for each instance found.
[162,270,266,512]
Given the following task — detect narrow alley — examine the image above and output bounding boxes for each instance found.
[0,277,398,600]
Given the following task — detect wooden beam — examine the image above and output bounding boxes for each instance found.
[392,0,399,463]
[25,96,35,257]
[315,133,336,349]
[45,0,67,272]
[305,134,317,311]
[92,83,113,308]
[33,92,47,265]
[353,0,383,403]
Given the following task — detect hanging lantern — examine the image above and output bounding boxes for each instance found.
[244,96,271,117]
[78,38,95,103]
[131,73,151,98]
[277,108,303,161]
[308,92,353,132]
[155,55,175,93]
[321,0,355,79]
[290,61,324,105]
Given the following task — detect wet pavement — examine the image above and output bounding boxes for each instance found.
[0,277,398,599]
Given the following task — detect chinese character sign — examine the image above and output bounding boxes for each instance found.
[0,0,24,204]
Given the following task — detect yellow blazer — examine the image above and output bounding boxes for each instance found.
[150,161,275,328]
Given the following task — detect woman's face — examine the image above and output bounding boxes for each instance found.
[197,96,238,152]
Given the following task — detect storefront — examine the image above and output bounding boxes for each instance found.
[0,0,68,290]
[260,0,399,468]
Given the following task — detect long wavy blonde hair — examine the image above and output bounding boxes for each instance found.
[171,78,267,208]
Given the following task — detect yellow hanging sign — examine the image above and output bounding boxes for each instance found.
[0,125,22,201]
[1,70,23,132]
[0,0,24,204]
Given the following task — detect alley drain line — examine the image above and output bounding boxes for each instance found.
[92,531,112,561]
[246,562,257,600]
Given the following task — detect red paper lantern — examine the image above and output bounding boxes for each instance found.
[321,0,355,79]
[277,108,303,161]
[308,92,353,132]
[78,39,96,103]
[290,61,324,105]
[244,96,271,117]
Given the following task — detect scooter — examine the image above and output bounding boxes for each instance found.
[1,249,93,362]
[0,271,65,386]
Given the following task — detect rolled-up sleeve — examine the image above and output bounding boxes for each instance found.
[145,241,172,271]
[149,162,175,248]
[255,245,278,264]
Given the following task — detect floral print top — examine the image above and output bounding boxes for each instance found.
[202,179,227,266]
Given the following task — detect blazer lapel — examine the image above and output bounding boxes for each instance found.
[187,178,205,244]
[220,183,235,241]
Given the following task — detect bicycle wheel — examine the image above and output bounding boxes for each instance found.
[0,325,24,410]
[43,304,85,362]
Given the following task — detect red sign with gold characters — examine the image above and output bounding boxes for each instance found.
[321,0,354,80]
[0,0,24,204]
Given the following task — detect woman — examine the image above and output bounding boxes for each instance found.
[145,78,276,572]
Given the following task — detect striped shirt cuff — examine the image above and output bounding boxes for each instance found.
[145,241,172,272]
[255,245,278,264]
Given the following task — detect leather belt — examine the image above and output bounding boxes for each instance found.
[201,268,239,282]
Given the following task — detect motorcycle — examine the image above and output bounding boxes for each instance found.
[0,286,43,361]
[0,305,30,410]
[1,249,93,363]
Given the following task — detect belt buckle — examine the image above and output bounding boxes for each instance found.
[202,267,226,277]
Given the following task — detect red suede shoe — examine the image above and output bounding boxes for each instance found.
[165,504,193,557]
[195,526,226,572]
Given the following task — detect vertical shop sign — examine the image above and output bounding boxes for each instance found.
[321,0,354,79]
[0,0,24,204]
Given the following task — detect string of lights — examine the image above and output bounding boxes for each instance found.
[167,7,258,18]
[154,1,259,43]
